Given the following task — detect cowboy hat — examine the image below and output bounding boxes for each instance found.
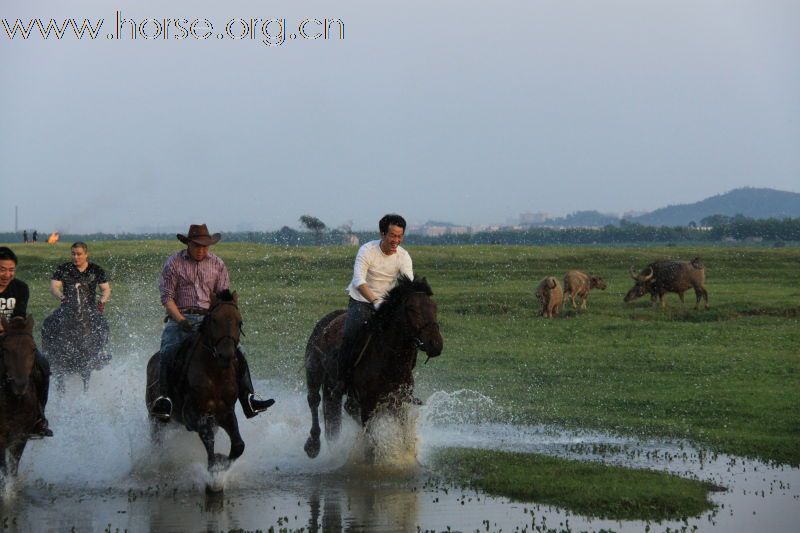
[177,224,221,246]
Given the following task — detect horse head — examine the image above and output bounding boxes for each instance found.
[380,275,443,358]
[1,315,37,397]
[200,290,242,368]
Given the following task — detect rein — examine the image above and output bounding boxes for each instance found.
[355,291,439,367]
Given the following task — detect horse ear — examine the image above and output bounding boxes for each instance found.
[25,314,35,332]
[232,291,239,305]
[210,292,218,306]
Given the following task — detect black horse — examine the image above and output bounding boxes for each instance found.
[304,275,443,458]
[145,290,246,484]
[0,316,41,479]
[41,283,110,392]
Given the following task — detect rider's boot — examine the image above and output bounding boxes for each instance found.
[30,409,53,439]
[150,355,173,420]
[236,350,274,419]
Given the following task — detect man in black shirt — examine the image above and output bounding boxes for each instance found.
[45,241,111,361]
[0,246,53,437]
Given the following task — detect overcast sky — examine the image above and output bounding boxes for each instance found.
[2,0,798,233]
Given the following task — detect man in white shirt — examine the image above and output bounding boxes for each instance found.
[337,214,413,394]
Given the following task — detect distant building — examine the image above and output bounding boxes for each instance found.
[424,226,448,237]
[519,212,549,224]
[342,233,360,246]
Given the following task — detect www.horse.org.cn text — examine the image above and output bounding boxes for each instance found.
[2,11,345,47]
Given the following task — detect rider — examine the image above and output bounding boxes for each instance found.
[47,242,112,348]
[0,246,53,437]
[150,224,275,420]
[336,214,413,395]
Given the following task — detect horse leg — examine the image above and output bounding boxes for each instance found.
[344,395,360,421]
[360,399,379,464]
[197,414,218,471]
[322,382,343,443]
[219,412,245,463]
[305,368,322,458]
[8,440,27,477]
[0,445,7,478]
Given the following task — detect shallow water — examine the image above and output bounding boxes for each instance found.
[1,355,798,532]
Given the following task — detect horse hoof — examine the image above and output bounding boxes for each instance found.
[209,453,231,473]
[205,483,224,494]
[304,438,321,458]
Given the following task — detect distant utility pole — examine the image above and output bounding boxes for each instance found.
[15,205,18,233]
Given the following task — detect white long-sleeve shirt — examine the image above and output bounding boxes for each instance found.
[346,240,413,303]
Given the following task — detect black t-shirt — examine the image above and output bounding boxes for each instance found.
[0,278,29,320]
[52,262,109,305]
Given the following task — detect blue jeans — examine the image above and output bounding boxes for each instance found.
[339,298,375,378]
[159,314,205,365]
[156,313,260,414]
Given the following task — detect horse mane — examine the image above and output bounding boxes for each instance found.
[369,275,432,331]
[4,316,33,335]
[8,316,28,330]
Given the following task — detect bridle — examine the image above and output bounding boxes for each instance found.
[404,292,440,353]
[199,301,242,358]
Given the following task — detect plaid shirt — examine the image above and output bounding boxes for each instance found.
[159,250,230,309]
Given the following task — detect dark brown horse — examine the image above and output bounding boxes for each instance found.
[0,315,41,478]
[42,283,110,393]
[304,276,443,458]
[145,290,245,477]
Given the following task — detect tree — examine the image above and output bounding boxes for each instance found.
[275,226,299,246]
[700,214,731,227]
[299,215,327,244]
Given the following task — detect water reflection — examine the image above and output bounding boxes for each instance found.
[1,364,797,533]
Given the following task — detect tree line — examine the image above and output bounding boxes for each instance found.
[1,216,798,246]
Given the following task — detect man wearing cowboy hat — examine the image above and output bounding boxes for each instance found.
[150,224,274,420]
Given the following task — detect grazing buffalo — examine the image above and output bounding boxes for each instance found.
[563,270,607,310]
[535,277,563,318]
[624,258,709,309]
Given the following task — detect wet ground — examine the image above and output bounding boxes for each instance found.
[1,361,798,532]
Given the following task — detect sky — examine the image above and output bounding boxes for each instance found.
[1,0,798,233]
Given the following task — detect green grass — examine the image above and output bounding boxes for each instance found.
[7,241,800,465]
[431,447,717,520]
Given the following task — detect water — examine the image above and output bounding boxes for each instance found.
[1,354,798,532]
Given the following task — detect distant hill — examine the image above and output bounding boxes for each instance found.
[628,187,800,226]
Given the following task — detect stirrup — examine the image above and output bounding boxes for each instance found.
[247,394,275,414]
[151,396,173,420]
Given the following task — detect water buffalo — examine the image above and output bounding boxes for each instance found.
[563,270,607,309]
[535,277,563,318]
[624,258,708,309]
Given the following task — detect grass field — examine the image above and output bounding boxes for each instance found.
[430,447,717,520]
[7,241,800,466]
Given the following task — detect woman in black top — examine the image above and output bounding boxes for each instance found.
[0,246,53,437]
